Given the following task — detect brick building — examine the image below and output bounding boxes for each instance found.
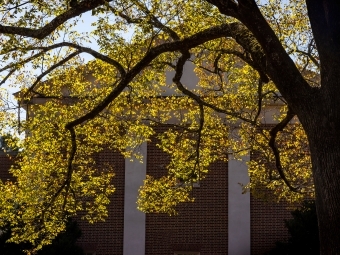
[0,62,296,255]
[0,135,293,255]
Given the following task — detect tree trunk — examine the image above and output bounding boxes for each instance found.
[310,144,340,254]
[302,104,340,254]
[295,1,340,253]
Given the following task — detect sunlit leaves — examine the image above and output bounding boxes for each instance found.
[0,0,316,251]
[138,175,194,215]
[245,121,313,201]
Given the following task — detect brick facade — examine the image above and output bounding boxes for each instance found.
[145,128,229,255]
[0,152,17,181]
[76,149,125,255]
[0,151,126,255]
[250,193,292,254]
[0,144,296,255]
[248,124,294,254]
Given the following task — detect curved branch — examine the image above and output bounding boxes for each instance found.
[65,23,243,129]
[43,125,77,215]
[24,42,126,77]
[173,50,205,182]
[0,1,30,11]
[0,50,48,73]
[0,69,15,87]
[24,51,81,97]
[0,0,110,39]
[243,7,313,104]
[268,107,300,192]
[172,52,254,123]
[295,49,320,68]
[209,1,314,111]
[64,22,299,130]
[108,5,180,41]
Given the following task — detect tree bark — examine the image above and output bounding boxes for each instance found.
[303,3,340,252]
[301,90,340,254]
[307,133,340,254]
[234,1,340,252]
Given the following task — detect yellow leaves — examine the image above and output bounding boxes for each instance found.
[1,87,122,249]
[257,0,317,72]
[0,0,317,251]
[137,175,194,215]
[245,122,313,202]
[82,179,115,223]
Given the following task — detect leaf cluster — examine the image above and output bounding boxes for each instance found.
[0,0,317,250]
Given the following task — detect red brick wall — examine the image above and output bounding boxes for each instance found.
[76,149,125,255]
[250,193,293,254]
[250,125,296,255]
[1,136,298,255]
[145,127,228,255]
[0,151,125,255]
[0,153,17,181]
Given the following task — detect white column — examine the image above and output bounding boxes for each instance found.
[228,154,251,255]
[123,143,147,255]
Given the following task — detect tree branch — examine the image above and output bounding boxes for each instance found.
[108,5,180,41]
[205,0,239,18]
[173,50,205,182]
[0,0,109,39]
[211,2,315,114]
[21,42,126,77]
[65,23,251,129]
[295,43,320,69]
[0,1,30,12]
[24,51,81,98]
[268,107,300,192]
[172,50,256,123]
[0,50,47,73]
[43,125,77,216]
[0,69,15,87]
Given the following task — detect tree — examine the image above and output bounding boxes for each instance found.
[36,219,84,255]
[267,200,319,255]
[0,134,20,152]
[0,0,338,254]
[0,219,84,255]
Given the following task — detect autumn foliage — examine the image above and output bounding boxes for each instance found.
[2,0,336,253]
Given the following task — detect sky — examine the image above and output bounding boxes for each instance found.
[1,11,101,129]
[1,9,137,135]
[3,9,133,91]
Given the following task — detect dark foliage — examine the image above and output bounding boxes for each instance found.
[266,200,319,255]
[0,219,84,255]
[0,225,31,255]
